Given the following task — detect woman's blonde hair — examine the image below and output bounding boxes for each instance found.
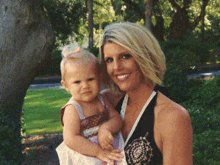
[100,22,166,91]
[60,46,99,80]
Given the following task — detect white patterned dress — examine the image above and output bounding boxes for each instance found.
[56,94,127,165]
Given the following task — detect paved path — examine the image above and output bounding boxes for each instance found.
[187,70,220,79]
[28,83,63,90]
[28,70,220,90]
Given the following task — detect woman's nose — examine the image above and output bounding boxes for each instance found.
[113,60,123,70]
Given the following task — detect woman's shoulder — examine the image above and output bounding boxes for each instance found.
[156,92,189,116]
[155,92,191,131]
[100,89,124,108]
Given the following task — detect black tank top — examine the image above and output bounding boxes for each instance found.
[115,91,163,165]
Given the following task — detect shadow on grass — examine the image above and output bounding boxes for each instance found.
[22,134,63,165]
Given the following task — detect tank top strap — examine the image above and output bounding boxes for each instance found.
[98,94,107,111]
[69,100,85,120]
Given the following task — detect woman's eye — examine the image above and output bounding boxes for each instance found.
[74,81,80,84]
[88,78,94,81]
[105,58,113,63]
[123,54,131,59]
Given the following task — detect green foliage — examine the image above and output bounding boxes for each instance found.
[40,49,62,76]
[161,39,210,67]
[86,46,99,57]
[193,130,220,165]
[181,76,220,164]
[0,111,25,164]
[189,76,220,109]
[93,0,115,25]
[43,0,87,46]
[111,0,145,22]
[185,103,220,135]
[163,68,203,103]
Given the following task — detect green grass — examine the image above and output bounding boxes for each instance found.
[22,89,71,136]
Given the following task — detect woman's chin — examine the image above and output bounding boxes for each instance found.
[117,84,132,92]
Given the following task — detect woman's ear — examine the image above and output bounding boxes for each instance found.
[61,80,69,91]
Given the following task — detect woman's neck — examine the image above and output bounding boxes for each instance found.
[126,82,154,107]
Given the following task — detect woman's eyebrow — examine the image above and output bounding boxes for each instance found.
[104,51,130,58]
[118,51,130,56]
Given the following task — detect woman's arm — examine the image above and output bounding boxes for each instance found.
[63,105,123,164]
[100,89,123,108]
[159,106,193,165]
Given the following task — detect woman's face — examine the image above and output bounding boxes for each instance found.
[103,42,146,92]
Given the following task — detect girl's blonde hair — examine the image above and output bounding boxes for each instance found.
[100,22,166,91]
[60,46,99,80]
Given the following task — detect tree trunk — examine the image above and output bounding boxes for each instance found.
[201,0,208,42]
[169,7,190,39]
[88,0,93,48]
[151,0,165,41]
[0,0,55,163]
[145,0,152,31]
[169,0,209,40]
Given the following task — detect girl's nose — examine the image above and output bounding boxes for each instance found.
[82,81,89,88]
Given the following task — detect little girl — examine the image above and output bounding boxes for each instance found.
[56,46,126,165]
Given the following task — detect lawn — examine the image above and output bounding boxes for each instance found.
[22,89,71,135]
[22,83,220,164]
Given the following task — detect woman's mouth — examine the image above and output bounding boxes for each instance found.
[117,74,130,80]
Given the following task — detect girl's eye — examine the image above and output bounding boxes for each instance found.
[105,58,113,63]
[88,78,94,81]
[123,54,131,59]
[74,81,80,84]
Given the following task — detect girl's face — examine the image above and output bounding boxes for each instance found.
[103,42,145,92]
[61,60,100,103]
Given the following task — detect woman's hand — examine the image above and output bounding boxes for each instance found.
[96,148,123,165]
[98,127,114,150]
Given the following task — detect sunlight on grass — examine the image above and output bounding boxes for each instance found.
[23,89,70,136]
[24,93,43,100]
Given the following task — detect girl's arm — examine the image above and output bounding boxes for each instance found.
[159,105,193,165]
[98,94,123,150]
[63,104,123,164]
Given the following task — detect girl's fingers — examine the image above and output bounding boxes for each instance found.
[105,144,114,151]
[107,151,124,162]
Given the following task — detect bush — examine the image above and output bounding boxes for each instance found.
[193,130,220,165]
[39,49,62,76]
[185,104,220,134]
[39,47,100,77]
[189,76,220,109]
[86,46,99,57]
[163,68,203,103]
[0,111,25,164]
[161,39,210,65]
[182,102,220,164]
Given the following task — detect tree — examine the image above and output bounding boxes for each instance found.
[168,0,210,39]
[88,0,94,47]
[118,0,210,40]
[43,0,87,47]
[145,0,152,30]
[0,1,55,163]
[93,0,115,29]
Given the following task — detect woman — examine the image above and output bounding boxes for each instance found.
[100,22,193,165]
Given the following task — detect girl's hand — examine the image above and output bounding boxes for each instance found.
[98,127,114,150]
[96,148,123,165]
